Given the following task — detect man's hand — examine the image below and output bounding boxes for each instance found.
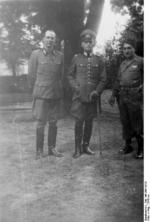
[108,95,115,106]
[74,84,80,93]
[89,90,98,102]
[138,84,143,93]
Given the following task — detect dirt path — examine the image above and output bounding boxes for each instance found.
[0,107,143,222]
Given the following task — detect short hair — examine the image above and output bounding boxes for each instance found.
[122,38,136,49]
[42,30,56,39]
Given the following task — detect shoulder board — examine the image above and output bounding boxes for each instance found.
[74,53,81,58]
[33,49,41,54]
[54,50,63,56]
[31,49,41,57]
[135,55,143,62]
[73,54,82,60]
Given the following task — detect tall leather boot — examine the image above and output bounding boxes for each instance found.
[136,135,143,159]
[119,138,133,154]
[36,127,44,159]
[48,122,63,157]
[73,120,83,158]
[82,119,94,155]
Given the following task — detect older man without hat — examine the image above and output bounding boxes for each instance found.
[28,30,64,159]
[68,29,106,158]
[109,39,143,158]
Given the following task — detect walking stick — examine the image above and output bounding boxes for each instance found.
[60,40,65,117]
[97,95,102,157]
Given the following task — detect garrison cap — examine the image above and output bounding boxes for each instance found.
[80,29,96,41]
[123,38,136,49]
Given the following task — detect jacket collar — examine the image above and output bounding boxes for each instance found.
[83,51,93,57]
[42,48,56,56]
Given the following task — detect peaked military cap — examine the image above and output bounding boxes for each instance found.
[80,29,96,41]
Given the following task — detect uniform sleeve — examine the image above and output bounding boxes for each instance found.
[138,57,144,94]
[28,50,38,89]
[67,55,79,91]
[112,67,121,97]
[60,53,64,81]
[140,57,144,84]
[96,59,107,94]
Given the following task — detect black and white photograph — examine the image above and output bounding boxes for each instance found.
[0,0,145,221]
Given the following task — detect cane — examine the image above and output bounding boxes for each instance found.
[97,95,102,157]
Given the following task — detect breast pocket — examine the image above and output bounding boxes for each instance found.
[38,61,50,74]
[129,65,138,73]
[77,63,86,73]
[53,62,61,73]
[92,64,99,79]
[39,61,61,74]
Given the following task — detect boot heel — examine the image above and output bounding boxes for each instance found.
[73,148,81,159]
[48,147,63,157]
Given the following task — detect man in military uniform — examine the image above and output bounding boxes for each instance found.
[109,39,143,158]
[68,29,106,158]
[28,30,64,159]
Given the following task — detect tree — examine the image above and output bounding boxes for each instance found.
[0,0,105,79]
[110,0,143,55]
[0,1,34,77]
[27,0,84,55]
[0,0,85,78]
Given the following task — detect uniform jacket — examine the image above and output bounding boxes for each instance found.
[28,49,64,99]
[68,53,106,103]
[113,55,143,95]
[112,55,143,139]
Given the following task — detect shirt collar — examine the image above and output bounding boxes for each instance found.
[124,54,136,62]
[42,48,56,56]
[83,51,93,57]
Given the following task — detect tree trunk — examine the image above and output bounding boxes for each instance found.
[11,62,18,89]
[12,63,16,78]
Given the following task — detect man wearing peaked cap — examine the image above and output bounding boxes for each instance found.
[68,29,106,158]
[80,29,96,40]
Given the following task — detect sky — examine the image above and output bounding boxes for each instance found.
[95,0,130,52]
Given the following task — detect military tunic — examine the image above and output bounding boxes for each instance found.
[113,55,143,140]
[28,49,64,121]
[68,53,106,120]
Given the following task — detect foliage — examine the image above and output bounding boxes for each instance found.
[0,0,84,77]
[103,0,144,89]
[0,0,143,79]
[0,2,33,76]
[110,0,143,51]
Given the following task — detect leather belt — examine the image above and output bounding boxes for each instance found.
[120,85,139,90]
